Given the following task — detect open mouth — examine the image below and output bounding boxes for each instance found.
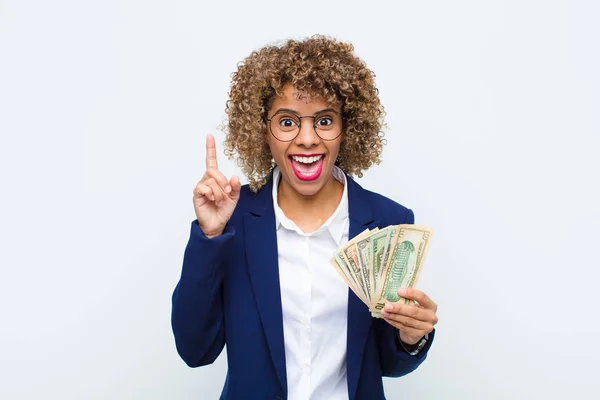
[289,154,325,181]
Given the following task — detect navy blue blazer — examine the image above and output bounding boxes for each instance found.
[171,173,435,400]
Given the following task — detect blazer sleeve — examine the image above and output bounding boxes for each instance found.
[375,321,436,377]
[374,208,436,377]
[171,220,233,367]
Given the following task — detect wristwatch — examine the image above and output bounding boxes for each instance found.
[398,332,429,356]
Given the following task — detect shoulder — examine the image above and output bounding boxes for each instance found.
[237,183,256,207]
[350,177,415,225]
[230,182,271,218]
[229,184,253,219]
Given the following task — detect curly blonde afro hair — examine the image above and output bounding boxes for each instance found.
[223,35,386,192]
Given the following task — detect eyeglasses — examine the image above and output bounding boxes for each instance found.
[266,109,344,142]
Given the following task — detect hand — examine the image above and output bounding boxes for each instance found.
[193,134,241,238]
[381,288,438,345]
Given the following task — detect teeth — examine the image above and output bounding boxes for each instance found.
[291,155,323,164]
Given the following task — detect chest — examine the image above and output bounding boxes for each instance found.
[276,229,349,328]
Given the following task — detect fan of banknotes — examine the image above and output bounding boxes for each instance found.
[330,224,434,317]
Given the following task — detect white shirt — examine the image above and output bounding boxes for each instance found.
[272,166,350,400]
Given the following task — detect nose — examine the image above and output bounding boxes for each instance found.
[294,117,320,147]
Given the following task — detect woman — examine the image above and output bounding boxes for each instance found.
[171,36,439,400]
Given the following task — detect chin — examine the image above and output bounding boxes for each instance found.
[290,181,326,197]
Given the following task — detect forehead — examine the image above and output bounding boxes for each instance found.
[270,85,336,111]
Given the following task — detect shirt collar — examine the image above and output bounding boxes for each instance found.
[272,165,349,245]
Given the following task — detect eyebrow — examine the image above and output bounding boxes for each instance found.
[272,107,338,116]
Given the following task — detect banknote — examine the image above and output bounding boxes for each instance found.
[370,225,434,317]
[355,239,373,304]
[330,256,368,305]
[370,226,395,295]
[341,244,369,303]
[335,228,373,302]
[331,229,372,304]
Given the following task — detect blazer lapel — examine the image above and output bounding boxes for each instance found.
[346,176,378,400]
[244,175,288,397]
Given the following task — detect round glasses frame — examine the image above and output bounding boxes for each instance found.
[266,110,344,142]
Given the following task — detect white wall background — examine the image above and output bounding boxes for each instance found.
[1,0,598,399]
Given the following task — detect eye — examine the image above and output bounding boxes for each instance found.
[279,118,298,128]
[316,117,333,127]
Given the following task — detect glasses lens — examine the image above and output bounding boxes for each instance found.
[314,113,342,140]
[270,113,300,141]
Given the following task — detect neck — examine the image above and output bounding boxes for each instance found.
[277,171,344,232]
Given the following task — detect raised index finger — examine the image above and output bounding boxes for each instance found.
[205,134,219,170]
